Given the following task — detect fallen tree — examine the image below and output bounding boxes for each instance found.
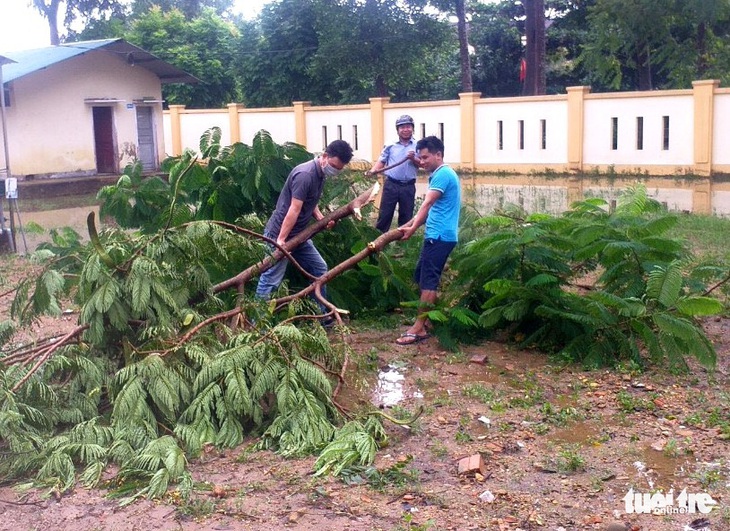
[0,149,417,499]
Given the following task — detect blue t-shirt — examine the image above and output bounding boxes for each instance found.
[424,165,460,242]
[378,139,418,182]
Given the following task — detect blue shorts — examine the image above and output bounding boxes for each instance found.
[414,238,457,291]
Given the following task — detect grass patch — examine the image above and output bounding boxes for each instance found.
[674,213,730,263]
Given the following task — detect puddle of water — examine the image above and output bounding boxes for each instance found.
[547,421,599,445]
[626,446,692,490]
[374,365,405,407]
[371,364,422,407]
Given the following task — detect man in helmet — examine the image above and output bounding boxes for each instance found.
[367,114,421,233]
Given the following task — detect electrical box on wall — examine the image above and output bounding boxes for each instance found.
[5,177,17,199]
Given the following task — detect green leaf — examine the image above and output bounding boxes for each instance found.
[674,296,723,317]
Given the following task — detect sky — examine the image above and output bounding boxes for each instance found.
[0,0,267,53]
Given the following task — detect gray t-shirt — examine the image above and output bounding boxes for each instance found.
[265,159,325,238]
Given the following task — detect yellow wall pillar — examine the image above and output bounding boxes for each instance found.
[369,97,390,161]
[567,176,583,206]
[293,101,310,148]
[692,79,719,177]
[168,104,185,156]
[692,179,712,215]
[566,86,591,173]
[227,103,244,144]
[459,92,480,172]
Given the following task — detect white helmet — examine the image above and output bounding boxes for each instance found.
[395,115,414,128]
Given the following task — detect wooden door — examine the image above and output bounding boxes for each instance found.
[93,107,116,174]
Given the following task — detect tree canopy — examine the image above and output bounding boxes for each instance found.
[40,0,730,107]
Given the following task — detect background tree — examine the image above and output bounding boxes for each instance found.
[659,0,730,88]
[521,0,546,95]
[131,0,234,18]
[309,0,457,103]
[126,6,241,107]
[543,0,595,93]
[33,0,121,45]
[235,0,328,107]
[428,0,473,92]
[469,0,523,96]
[578,0,674,90]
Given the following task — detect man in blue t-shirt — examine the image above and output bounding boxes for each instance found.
[255,140,354,314]
[396,136,460,345]
[368,115,421,232]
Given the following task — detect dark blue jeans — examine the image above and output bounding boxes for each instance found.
[255,238,329,312]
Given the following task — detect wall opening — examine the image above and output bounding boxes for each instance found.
[662,116,670,150]
[518,120,525,150]
[497,121,503,150]
[636,116,644,150]
[540,119,546,150]
[611,117,618,150]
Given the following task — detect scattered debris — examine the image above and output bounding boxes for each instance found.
[458,454,487,476]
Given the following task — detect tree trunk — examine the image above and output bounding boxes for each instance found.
[521,0,546,96]
[697,21,708,78]
[33,0,61,45]
[636,42,653,90]
[455,0,473,92]
[374,73,388,98]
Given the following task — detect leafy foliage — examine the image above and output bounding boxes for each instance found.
[445,185,725,369]
[0,129,412,500]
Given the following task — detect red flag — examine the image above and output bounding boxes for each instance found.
[519,58,527,82]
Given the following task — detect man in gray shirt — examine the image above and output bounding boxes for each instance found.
[255,140,354,311]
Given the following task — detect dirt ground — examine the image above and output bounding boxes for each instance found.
[1,204,729,531]
[1,304,729,530]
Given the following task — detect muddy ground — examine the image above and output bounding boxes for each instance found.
[0,203,729,531]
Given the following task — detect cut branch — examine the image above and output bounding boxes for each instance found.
[212,184,380,294]
[272,227,406,308]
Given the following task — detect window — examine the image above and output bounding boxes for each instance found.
[322,126,328,150]
[438,123,444,141]
[352,125,358,150]
[497,121,503,150]
[540,119,547,150]
[337,125,342,140]
[420,123,426,139]
[611,117,618,150]
[662,116,670,150]
[636,117,644,150]
[518,120,525,150]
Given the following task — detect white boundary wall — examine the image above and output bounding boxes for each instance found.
[583,93,694,167]
[162,83,730,215]
[163,85,729,175]
[474,97,568,165]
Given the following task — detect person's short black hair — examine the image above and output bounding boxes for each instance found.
[325,140,354,164]
[416,135,444,156]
